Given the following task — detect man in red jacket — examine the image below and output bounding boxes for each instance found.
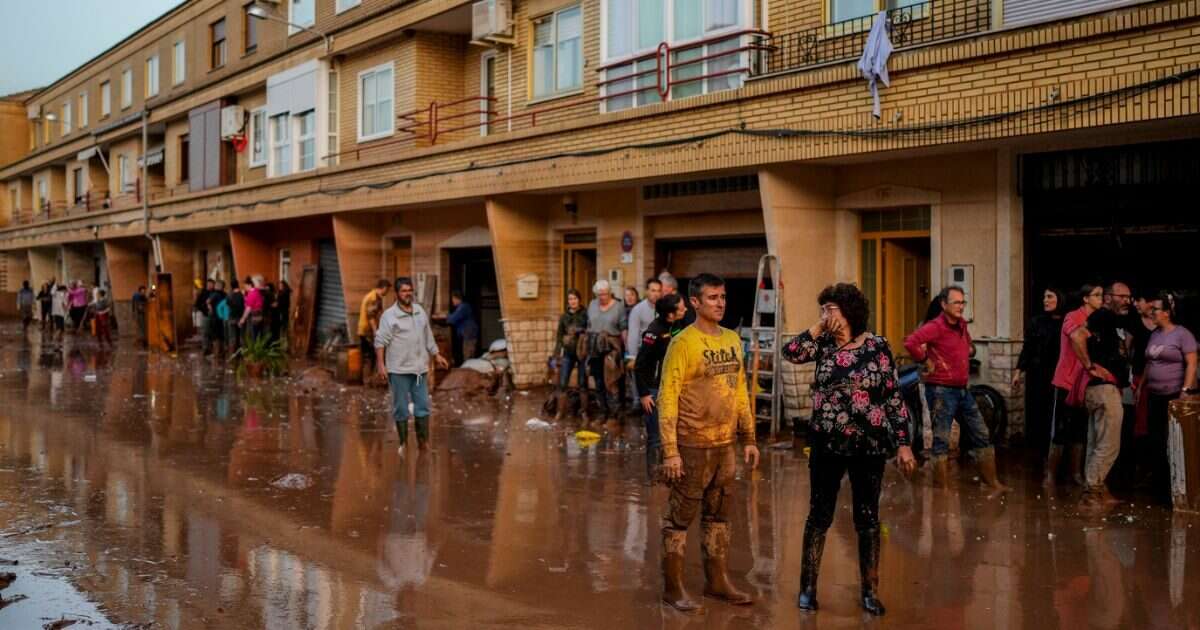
[905,286,1006,492]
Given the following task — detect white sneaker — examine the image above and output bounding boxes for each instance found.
[397,445,406,457]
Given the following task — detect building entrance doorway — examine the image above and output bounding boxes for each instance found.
[657,236,767,330]
[860,207,931,360]
[562,232,598,306]
[448,246,501,355]
[391,236,412,280]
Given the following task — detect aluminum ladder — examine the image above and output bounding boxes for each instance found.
[743,254,785,437]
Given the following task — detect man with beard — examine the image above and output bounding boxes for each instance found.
[375,277,448,454]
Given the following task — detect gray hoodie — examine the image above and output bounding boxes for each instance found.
[374,302,439,375]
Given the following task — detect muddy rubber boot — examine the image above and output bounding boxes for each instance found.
[1043,445,1063,486]
[662,529,704,614]
[701,522,753,605]
[645,446,660,484]
[415,416,430,450]
[395,420,408,452]
[1068,444,1086,486]
[975,448,1008,495]
[797,526,826,611]
[553,391,570,422]
[930,455,949,488]
[858,527,886,616]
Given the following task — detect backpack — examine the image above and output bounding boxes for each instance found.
[216,298,231,322]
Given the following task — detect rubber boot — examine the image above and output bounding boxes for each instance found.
[580,391,593,426]
[415,416,430,450]
[553,391,569,422]
[1068,444,1086,486]
[797,526,826,611]
[858,527,886,616]
[974,448,1008,495]
[395,420,408,453]
[645,445,660,484]
[930,455,949,488]
[1043,445,1063,487]
[701,522,753,605]
[662,529,704,613]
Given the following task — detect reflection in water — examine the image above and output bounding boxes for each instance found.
[0,328,1196,628]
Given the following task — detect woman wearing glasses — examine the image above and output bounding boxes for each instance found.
[783,283,916,616]
[1143,292,1198,501]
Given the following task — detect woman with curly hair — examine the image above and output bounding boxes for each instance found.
[783,283,916,616]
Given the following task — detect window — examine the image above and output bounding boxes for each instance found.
[173,41,186,85]
[290,0,315,32]
[61,103,71,135]
[118,155,130,193]
[100,81,111,116]
[146,55,160,97]
[36,178,47,211]
[179,135,190,182]
[211,19,227,69]
[603,0,746,111]
[297,111,316,171]
[532,6,582,100]
[357,62,394,141]
[828,0,920,23]
[244,3,258,52]
[72,168,85,205]
[271,114,291,177]
[121,69,133,108]
[279,248,292,282]
[327,65,339,165]
[249,108,267,167]
[336,0,361,12]
[9,189,17,214]
[79,92,88,128]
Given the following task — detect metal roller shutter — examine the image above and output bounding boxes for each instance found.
[1002,0,1145,27]
[316,239,347,344]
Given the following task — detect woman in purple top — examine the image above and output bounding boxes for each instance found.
[1143,291,1198,501]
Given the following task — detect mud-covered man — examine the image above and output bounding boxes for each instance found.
[658,273,759,613]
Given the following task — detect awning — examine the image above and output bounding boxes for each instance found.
[137,146,164,167]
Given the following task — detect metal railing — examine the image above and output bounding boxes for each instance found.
[760,0,991,76]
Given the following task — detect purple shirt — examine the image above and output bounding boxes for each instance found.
[68,287,88,308]
[1144,326,1197,395]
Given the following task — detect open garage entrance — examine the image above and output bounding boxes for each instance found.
[657,236,768,330]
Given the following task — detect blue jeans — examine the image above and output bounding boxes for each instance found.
[557,354,586,390]
[388,373,431,445]
[924,384,992,457]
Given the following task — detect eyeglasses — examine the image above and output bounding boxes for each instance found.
[947,300,968,306]
[820,304,840,315]
[1107,293,1132,299]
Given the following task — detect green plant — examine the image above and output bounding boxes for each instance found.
[232,334,287,377]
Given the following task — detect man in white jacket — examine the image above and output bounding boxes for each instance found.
[375,277,448,453]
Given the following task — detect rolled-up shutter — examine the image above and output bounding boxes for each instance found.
[1002,0,1145,27]
[315,239,347,344]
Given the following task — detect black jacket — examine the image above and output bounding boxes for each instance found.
[1016,313,1062,376]
[634,318,681,393]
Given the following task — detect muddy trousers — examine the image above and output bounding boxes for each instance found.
[588,354,620,417]
[388,373,431,446]
[800,453,886,606]
[1084,384,1123,488]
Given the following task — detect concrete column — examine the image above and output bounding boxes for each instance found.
[487,195,556,387]
[995,148,1022,339]
[28,247,57,287]
[105,238,149,333]
[333,213,387,340]
[6,251,31,290]
[158,234,195,339]
[758,164,844,333]
[229,227,273,285]
[60,244,93,286]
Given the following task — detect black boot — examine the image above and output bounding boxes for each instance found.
[858,527,886,616]
[415,416,430,450]
[797,526,826,611]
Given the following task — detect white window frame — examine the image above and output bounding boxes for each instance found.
[531,5,584,102]
[356,61,394,143]
[173,41,186,85]
[326,64,339,166]
[249,107,268,168]
[61,103,71,135]
[100,81,111,117]
[146,55,160,97]
[336,0,362,13]
[78,92,88,128]
[279,248,292,282]
[599,0,751,111]
[36,178,47,211]
[121,69,133,108]
[480,51,497,136]
[289,0,316,33]
[297,110,316,172]
[270,113,292,177]
[118,155,131,193]
[72,167,86,206]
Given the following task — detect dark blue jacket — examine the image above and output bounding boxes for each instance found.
[447,302,480,339]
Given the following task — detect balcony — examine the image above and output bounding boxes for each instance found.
[759,0,992,77]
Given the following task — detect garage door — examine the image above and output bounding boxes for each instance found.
[316,239,347,344]
[658,236,767,330]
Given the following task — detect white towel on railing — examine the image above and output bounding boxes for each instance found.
[857,11,893,119]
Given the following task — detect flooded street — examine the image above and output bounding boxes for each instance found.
[0,324,1196,629]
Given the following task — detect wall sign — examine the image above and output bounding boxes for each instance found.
[517,274,539,299]
[620,231,634,253]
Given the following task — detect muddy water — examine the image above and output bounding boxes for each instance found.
[0,325,1197,629]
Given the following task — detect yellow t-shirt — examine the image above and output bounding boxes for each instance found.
[357,290,384,337]
[656,324,754,458]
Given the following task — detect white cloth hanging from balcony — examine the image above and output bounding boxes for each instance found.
[857,11,893,119]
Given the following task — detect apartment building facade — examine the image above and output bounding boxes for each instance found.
[2,0,1199,437]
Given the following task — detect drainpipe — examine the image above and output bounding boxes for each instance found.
[141,109,162,272]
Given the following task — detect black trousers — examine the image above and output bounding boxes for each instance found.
[805,452,885,534]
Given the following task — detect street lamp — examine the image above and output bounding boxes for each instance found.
[247,4,331,54]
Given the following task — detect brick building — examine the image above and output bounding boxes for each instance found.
[2,0,1199,438]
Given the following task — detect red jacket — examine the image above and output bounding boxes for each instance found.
[904,313,972,387]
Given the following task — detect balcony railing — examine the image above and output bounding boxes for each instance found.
[760,0,991,76]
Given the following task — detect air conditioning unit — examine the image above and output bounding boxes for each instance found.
[220,105,246,139]
[472,0,513,43]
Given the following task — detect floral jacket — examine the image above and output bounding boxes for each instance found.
[782,330,910,456]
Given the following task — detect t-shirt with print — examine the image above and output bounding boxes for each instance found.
[1086,307,1131,388]
[1144,326,1198,395]
[656,325,754,459]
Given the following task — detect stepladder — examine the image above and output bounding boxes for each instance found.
[742,254,784,438]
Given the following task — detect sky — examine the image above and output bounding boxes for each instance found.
[0,0,183,96]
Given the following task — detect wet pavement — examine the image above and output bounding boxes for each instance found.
[0,323,1198,629]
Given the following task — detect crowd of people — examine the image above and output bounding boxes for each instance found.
[17,279,117,347]
[192,276,292,358]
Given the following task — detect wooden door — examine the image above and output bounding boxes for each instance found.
[881,238,930,356]
[290,265,318,357]
[567,248,597,305]
[392,241,412,281]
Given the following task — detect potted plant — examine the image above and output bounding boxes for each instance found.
[232,334,287,378]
